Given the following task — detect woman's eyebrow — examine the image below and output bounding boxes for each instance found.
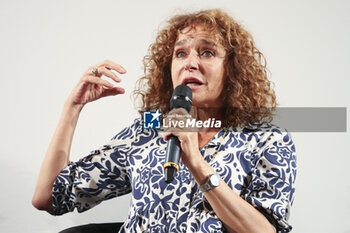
[199,39,217,47]
[174,39,217,47]
[174,39,187,47]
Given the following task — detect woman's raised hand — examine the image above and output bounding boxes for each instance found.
[68,60,126,108]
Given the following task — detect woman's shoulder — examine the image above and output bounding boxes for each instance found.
[226,122,294,147]
[242,122,295,155]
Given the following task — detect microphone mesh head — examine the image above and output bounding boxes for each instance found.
[170,85,192,113]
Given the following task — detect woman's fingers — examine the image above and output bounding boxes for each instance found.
[84,60,126,86]
[70,60,127,105]
[163,131,182,141]
[163,108,195,140]
[83,75,114,88]
[98,67,122,83]
[101,86,125,97]
[95,59,127,74]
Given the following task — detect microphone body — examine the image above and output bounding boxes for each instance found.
[164,85,192,184]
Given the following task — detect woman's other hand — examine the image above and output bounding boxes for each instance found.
[68,59,126,108]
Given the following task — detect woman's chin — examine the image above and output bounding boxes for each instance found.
[192,97,224,110]
[191,99,211,109]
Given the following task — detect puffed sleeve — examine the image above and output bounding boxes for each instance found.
[242,128,297,232]
[48,118,142,216]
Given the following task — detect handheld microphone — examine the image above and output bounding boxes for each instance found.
[164,85,192,184]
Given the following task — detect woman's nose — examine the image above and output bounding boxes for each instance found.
[184,51,199,71]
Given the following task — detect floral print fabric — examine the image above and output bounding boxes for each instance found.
[49,118,296,232]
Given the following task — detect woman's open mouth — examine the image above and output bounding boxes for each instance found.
[182,77,204,89]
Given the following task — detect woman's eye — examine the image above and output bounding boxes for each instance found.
[202,50,214,57]
[176,51,186,58]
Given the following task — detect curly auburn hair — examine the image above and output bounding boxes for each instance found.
[133,9,276,127]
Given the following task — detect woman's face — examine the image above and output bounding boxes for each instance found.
[171,24,227,108]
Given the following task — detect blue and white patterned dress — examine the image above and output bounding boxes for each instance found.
[49,118,296,233]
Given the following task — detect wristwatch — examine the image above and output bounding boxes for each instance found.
[199,173,221,192]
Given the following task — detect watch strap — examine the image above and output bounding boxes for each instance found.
[199,182,212,192]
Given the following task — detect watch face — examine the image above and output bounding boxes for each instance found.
[210,174,221,186]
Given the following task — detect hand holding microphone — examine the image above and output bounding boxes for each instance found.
[163,85,192,184]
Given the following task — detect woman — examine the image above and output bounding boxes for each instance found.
[32,9,296,233]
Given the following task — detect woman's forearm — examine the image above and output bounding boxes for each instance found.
[188,155,276,233]
[32,101,83,211]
